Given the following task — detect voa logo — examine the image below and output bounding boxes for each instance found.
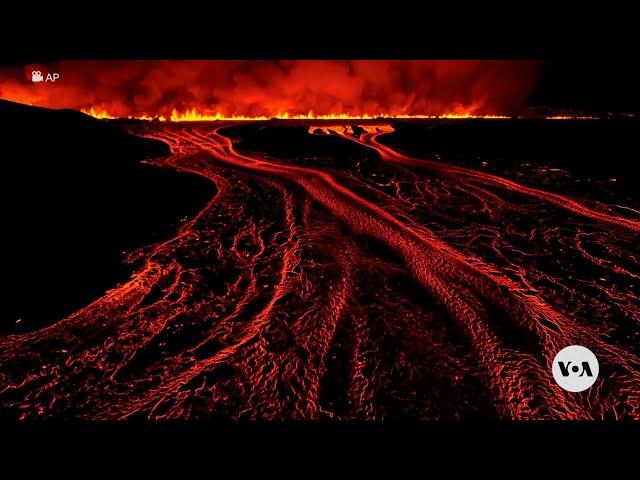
[552,345,599,392]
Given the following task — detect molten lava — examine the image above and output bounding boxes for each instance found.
[1,60,637,420]
[83,108,514,122]
[1,119,639,420]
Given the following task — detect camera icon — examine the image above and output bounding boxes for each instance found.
[31,71,44,83]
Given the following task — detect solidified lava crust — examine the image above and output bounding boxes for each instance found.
[1,122,639,420]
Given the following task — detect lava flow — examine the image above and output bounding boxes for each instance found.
[1,121,639,420]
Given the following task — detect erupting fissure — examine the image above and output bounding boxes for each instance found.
[81,107,514,122]
[1,60,541,120]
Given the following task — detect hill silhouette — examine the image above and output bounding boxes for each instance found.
[0,100,213,333]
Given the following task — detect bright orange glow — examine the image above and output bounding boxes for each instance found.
[1,60,541,119]
[5,61,601,122]
[308,124,396,135]
[544,115,599,120]
[80,107,514,122]
[79,108,600,122]
[81,107,115,120]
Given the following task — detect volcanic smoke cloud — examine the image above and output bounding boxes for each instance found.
[0,60,540,117]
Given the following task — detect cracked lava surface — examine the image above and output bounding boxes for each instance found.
[1,122,639,420]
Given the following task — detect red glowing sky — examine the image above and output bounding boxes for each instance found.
[0,60,540,118]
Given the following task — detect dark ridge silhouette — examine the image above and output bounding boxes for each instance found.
[0,100,214,333]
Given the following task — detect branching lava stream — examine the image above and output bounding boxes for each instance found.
[1,122,639,420]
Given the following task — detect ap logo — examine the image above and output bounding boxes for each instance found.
[552,345,599,392]
[30,70,59,83]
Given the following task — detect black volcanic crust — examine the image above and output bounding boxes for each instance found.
[0,99,170,160]
[0,100,213,333]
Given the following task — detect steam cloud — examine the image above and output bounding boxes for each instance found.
[0,60,540,117]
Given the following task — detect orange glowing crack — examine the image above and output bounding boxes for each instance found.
[81,107,604,122]
[81,107,515,122]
